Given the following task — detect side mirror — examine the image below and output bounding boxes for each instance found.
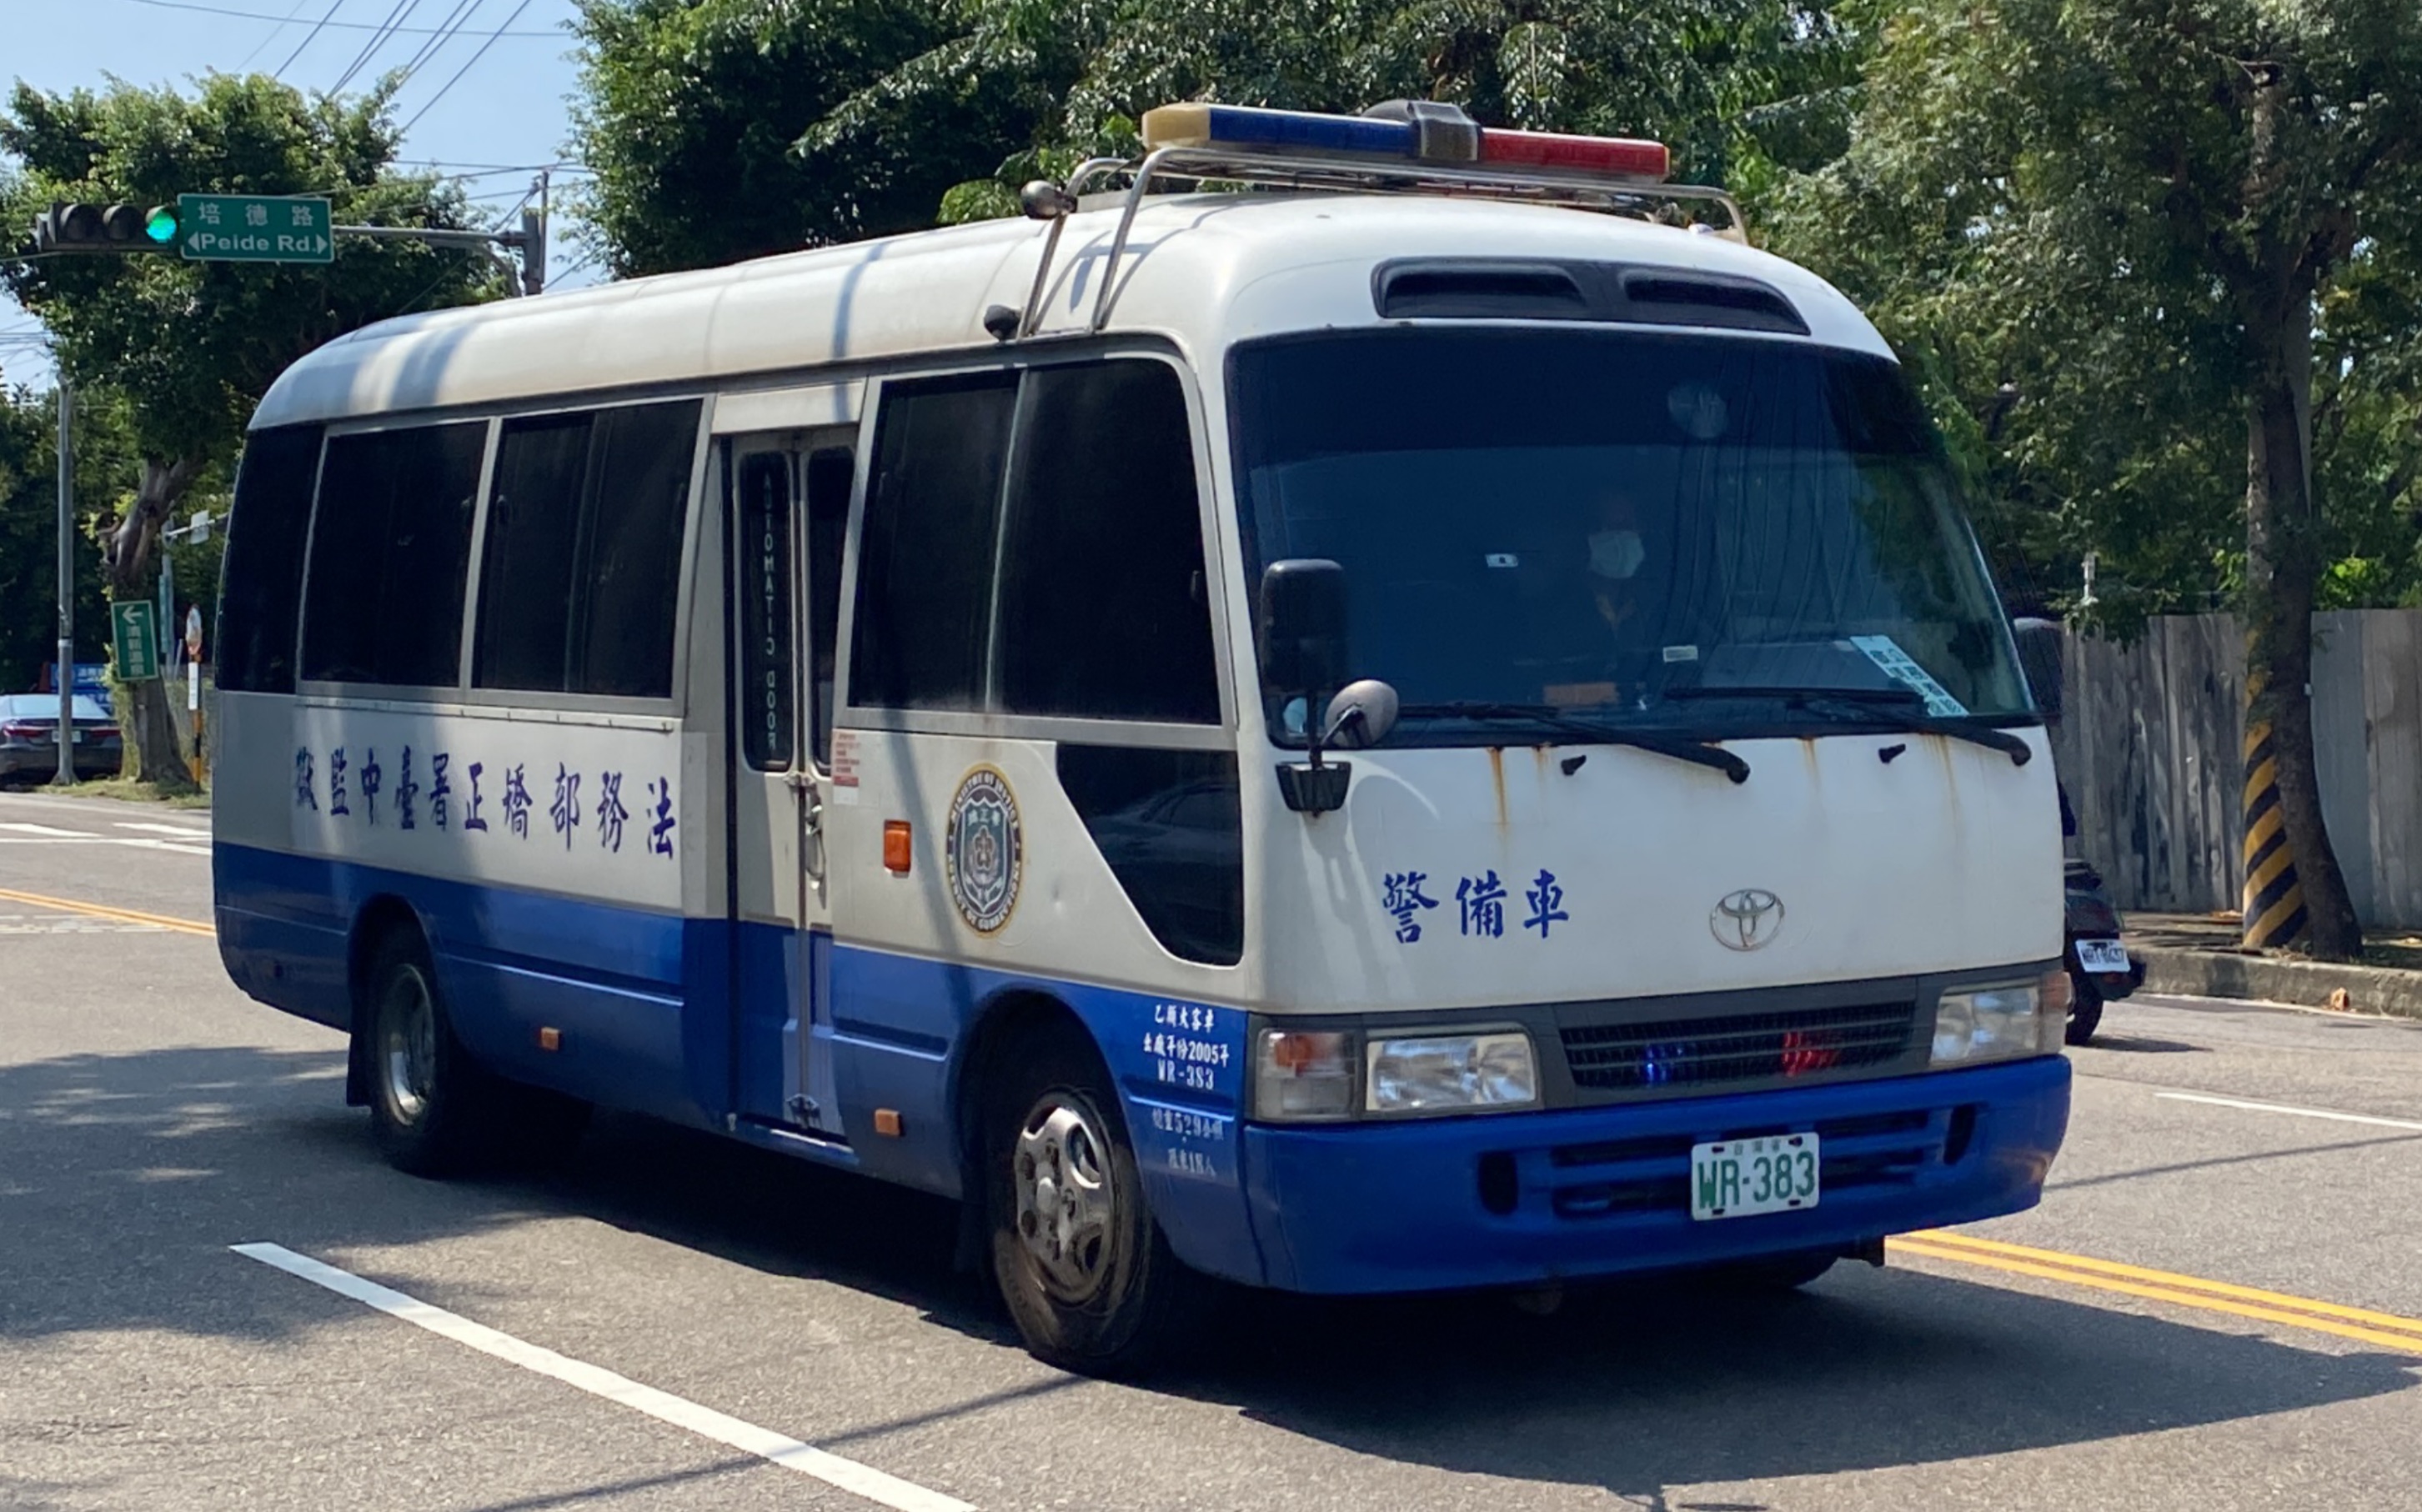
[2011,617,2063,721]
[1323,678,1399,749]
[1257,558,1348,703]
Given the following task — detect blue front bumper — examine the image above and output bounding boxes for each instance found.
[1237,1055,2070,1294]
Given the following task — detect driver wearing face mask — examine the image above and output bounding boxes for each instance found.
[1585,490,1652,633]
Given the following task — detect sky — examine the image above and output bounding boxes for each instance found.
[1,0,598,389]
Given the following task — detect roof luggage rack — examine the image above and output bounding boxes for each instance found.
[1005,100,1748,338]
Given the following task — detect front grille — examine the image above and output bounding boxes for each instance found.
[1561,999,1918,1093]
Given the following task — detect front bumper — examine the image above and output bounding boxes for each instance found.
[1238,1054,2069,1294]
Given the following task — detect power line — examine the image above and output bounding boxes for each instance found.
[235,0,317,68]
[392,0,481,86]
[274,0,349,78]
[128,0,559,34]
[398,0,532,136]
[328,0,424,93]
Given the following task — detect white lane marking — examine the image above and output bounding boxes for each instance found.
[114,821,211,839]
[0,822,95,837]
[231,1244,974,1512]
[0,834,213,857]
[2157,1091,2422,1133]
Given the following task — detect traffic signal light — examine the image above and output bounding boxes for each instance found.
[32,201,179,255]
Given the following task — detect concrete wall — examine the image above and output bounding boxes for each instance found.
[2050,610,2422,929]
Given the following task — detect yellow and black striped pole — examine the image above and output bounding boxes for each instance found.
[2241,664,2309,949]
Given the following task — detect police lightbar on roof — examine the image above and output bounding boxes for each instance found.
[1139,100,1672,183]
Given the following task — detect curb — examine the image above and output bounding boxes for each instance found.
[2130,944,2422,1022]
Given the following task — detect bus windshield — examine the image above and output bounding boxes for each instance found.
[1230,328,2031,743]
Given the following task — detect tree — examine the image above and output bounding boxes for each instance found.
[1771,0,2422,959]
[813,0,1865,219]
[571,0,1863,272]
[1,73,499,787]
[0,385,117,693]
[570,0,1031,276]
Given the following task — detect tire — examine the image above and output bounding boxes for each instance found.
[985,1024,1202,1374]
[2064,971,2104,1046]
[1701,1249,1839,1293]
[361,929,503,1177]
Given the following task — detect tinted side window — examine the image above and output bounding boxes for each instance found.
[474,399,702,698]
[805,447,853,764]
[997,363,1218,722]
[217,423,323,693]
[736,451,794,772]
[301,422,486,687]
[1057,745,1242,965]
[848,374,1017,711]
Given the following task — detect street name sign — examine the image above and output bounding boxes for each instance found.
[112,599,161,681]
[178,194,333,264]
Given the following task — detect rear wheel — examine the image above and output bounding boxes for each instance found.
[2064,971,2104,1046]
[985,1025,1201,1374]
[363,930,504,1176]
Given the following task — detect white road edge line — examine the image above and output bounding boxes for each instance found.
[2156,1090,2422,1133]
[113,821,212,838]
[231,1243,975,1512]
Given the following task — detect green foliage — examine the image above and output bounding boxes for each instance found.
[570,0,1865,270]
[811,0,1868,217]
[2,74,499,473]
[570,0,1032,276]
[0,386,126,690]
[1768,0,2422,634]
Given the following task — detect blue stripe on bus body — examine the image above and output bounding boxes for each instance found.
[208,841,1268,1284]
[209,843,2069,1296]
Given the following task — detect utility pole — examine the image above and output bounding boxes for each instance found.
[53,379,74,787]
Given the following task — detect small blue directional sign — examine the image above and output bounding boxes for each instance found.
[178,194,333,264]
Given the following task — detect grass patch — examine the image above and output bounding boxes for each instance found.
[28,777,212,809]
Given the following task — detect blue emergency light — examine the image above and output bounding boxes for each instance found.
[1139,101,1672,183]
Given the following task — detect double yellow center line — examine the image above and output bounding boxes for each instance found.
[0,885,215,937]
[1893,1229,2422,1356]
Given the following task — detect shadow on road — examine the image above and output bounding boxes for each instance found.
[3,1040,2416,1504]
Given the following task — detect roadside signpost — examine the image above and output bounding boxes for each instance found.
[111,600,161,682]
[177,193,332,264]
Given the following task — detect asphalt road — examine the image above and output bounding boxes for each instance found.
[6,785,2421,1511]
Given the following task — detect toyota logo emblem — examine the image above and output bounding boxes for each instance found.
[1710,889,1785,951]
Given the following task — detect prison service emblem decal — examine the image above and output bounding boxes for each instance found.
[945,766,1023,934]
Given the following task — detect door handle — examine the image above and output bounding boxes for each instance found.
[789,770,827,898]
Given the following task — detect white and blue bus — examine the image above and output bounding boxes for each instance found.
[213,102,2070,1369]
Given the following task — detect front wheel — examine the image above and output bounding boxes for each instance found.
[985,1027,1201,1374]
[2065,971,2104,1046]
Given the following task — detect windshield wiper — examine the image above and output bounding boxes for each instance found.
[1664,685,2033,765]
[1396,701,1750,784]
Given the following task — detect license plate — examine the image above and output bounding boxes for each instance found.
[2076,939,2129,973]
[1690,1134,1820,1221]
[68,729,83,743]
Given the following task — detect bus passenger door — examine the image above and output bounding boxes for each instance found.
[726,426,854,1138]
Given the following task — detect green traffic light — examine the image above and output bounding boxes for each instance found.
[143,206,178,243]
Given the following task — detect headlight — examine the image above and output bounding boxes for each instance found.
[1255,1030,1356,1119]
[1931,972,2067,1065]
[1366,1033,1538,1114]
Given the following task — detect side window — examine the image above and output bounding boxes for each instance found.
[805,446,853,764]
[735,450,794,772]
[301,421,486,687]
[217,423,323,693]
[996,363,1219,723]
[474,398,702,698]
[848,373,1017,711]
